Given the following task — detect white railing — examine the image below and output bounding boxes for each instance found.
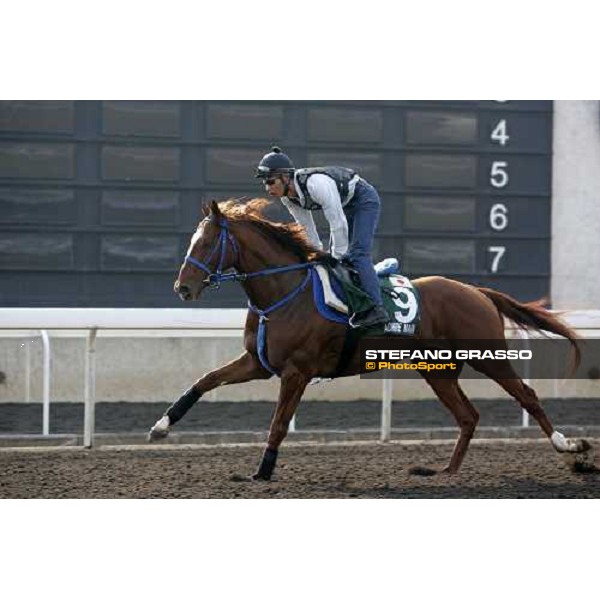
[1,308,599,446]
[0,309,246,446]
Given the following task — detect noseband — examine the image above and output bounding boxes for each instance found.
[184,217,241,289]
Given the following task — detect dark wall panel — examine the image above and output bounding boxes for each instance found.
[0,233,74,269]
[101,145,180,181]
[0,100,552,306]
[102,101,180,137]
[405,110,477,145]
[405,154,477,188]
[100,190,180,227]
[0,188,76,224]
[307,107,383,143]
[0,101,74,133]
[0,142,74,179]
[206,103,284,140]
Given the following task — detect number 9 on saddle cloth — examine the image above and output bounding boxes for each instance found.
[322,257,421,336]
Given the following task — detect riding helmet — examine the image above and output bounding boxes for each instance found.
[255,146,295,178]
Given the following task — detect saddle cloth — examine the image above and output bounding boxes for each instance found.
[313,258,421,336]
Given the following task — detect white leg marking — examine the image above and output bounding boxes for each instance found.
[551,431,570,452]
[148,415,170,441]
[551,430,582,453]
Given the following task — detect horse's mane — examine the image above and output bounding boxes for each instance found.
[207,198,327,262]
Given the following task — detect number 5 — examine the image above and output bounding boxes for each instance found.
[490,161,509,188]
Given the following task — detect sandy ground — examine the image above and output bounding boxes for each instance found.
[1,439,599,499]
[2,398,599,498]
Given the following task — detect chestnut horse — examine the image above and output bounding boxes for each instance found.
[148,199,593,480]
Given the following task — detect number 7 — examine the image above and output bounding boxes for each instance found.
[488,246,506,273]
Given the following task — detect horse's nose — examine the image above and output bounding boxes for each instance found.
[175,281,192,300]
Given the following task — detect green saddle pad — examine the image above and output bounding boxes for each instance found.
[335,274,374,316]
[332,269,421,336]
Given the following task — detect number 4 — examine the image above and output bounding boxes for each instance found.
[491,119,510,146]
[488,246,506,273]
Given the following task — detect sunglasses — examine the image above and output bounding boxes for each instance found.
[264,178,279,186]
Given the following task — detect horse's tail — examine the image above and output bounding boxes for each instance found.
[478,287,581,375]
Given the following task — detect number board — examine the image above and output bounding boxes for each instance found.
[393,100,552,302]
[0,101,552,307]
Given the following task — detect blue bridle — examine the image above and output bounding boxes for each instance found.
[184,216,314,376]
[184,217,242,289]
[184,216,313,289]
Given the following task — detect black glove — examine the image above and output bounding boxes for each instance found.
[319,254,339,268]
[339,255,354,269]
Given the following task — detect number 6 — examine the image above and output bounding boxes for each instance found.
[489,203,508,231]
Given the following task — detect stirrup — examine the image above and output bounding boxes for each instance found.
[349,306,389,329]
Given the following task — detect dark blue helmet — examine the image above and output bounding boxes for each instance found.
[255,146,295,179]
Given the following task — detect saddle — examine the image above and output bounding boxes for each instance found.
[329,260,374,316]
[330,257,400,288]
[319,257,421,336]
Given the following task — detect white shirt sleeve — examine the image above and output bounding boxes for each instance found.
[305,174,349,258]
[280,197,323,251]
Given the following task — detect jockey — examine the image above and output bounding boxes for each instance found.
[255,146,388,329]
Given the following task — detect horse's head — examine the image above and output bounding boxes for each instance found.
[174,201,238,301]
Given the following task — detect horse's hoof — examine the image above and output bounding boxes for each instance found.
[551,432,590,453]
[440,466,455,474]
[408,465,438,477]
[251,472,272,482]
[147,429,168,442]
[230,474,253,482]
[575,439,592,453]
[560,441,597,473]
[571,461,599,474]
[147,416,170,442]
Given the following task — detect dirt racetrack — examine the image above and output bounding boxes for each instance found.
[1,438,599,498]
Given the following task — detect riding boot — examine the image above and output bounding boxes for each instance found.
[349,305,389,329]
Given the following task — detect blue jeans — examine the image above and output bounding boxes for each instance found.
[343,179,383,307]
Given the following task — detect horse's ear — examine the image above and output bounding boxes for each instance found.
[210,200,222,218]
[201,203,210,217]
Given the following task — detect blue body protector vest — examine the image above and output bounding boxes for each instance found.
[289,166,358,211]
